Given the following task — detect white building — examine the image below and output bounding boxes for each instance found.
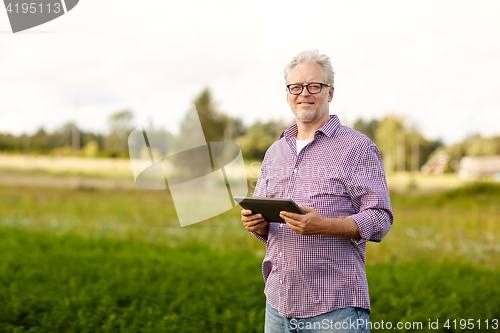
[458,156,500,180]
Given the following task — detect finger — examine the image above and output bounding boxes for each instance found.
[280,211,302,221]
[243,215,264,225]
[280,210,293,218]
[251,214,264,221]
[281,214,298,227]
[284,217,307,234]
[241,209,253,216]
[245,219,266,231]
[243,213,263,222]
[251,218,265,224]
[284,219,299,231]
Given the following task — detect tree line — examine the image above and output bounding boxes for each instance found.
[1,88,498,173]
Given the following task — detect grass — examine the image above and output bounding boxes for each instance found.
[385,172,469,193]
[367,182,500,268]
[2,181,498,267]
[0,185,265,254]
[368,260,500,331]
[0,228,265,333]
[1,173,500,332]
[1,228,499,332]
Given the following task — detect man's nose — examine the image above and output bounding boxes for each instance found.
[299,86,311,96]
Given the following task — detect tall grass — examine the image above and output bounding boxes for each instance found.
[1,182,498,267]
[1,180,499,332]
[1,228,499,332]
[0,228,265,333]
[0,185,264,253]
[368,182,500,268]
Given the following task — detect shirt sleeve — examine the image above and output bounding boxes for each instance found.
[348,141,394,245]
[251,154,269,244]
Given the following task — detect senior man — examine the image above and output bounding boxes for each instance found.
[241,50,393,333]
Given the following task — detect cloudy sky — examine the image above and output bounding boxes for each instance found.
[1,0,499,144]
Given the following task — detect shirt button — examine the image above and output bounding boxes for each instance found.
[280,280,283,284]
[293,169,298,173]
[279,224,283,228]
[279,252,282,257]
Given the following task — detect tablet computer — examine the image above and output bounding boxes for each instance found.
[234,196,305,223]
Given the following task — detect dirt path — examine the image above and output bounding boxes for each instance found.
[0,155,138,189]
[0,171,138,190]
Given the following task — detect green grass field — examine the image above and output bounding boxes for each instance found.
[1,173,500,332]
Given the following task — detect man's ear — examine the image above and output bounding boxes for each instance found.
[328,86,334,102]
[286,88,290,103]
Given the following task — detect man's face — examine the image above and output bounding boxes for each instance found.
[286,62,334,123]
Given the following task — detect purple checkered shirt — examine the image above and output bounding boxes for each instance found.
[252,115,393,318]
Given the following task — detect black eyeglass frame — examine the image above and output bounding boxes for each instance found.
[286,83,331,95]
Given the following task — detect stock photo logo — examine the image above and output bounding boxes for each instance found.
[128,105,249,227]
[3,0,79,33]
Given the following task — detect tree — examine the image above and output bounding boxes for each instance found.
[0,133,17,152]
[190,88,228,143]
[438,134,500,172]
[104,110,134,157]
[404,128,442,172]
[375,116,405,173]
[51,122,74,148]
[464,135,499,157]
[353,118,379,141]
[235,120,289,161]
[371,115,442,173]
[30,127,51,153]
[168,89,247,179]
[80,131,104,154]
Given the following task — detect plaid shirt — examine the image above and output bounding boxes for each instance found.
[253,115,393,318]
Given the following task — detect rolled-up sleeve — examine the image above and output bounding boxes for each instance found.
[348,141,393,245]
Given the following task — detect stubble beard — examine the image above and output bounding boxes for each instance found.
[291,98,329,123]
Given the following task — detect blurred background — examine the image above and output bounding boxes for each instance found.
[1,1,499,332]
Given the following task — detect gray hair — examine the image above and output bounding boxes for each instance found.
[284,49,335,86]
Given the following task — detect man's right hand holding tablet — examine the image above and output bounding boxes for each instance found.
[241,209,269,235]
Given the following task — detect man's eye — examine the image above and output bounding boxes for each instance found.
[309,84,321,89]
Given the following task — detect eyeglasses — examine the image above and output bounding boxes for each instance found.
[286,83,331,95]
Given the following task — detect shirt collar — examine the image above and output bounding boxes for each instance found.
[279,115,341,139]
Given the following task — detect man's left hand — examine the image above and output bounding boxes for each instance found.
[280,205,326,235]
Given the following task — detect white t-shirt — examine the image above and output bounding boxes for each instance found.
[296,138,312,154]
